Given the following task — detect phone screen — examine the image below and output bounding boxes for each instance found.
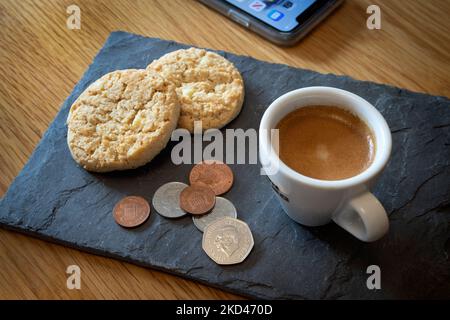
[224,0,318,32]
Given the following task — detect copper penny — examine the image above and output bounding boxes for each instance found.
[179,185,216,215]
[189,160,234,195]
[113,196,150,228]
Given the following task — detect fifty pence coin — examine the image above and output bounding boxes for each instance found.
[202,217,254,265]
[189,160,234,195]
[179,184,216,215]
[113,196,150,228]
[152,182,189,218]
[192,197,237,232]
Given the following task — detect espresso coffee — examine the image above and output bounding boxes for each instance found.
[276,106,375,181]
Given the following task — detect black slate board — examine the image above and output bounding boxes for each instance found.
[1,31,449,299]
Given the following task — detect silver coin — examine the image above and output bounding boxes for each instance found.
[152,182,188,218]
[192,197,237,232]
[202,217,254,265]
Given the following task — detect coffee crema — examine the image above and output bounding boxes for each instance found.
[276,105,375,181]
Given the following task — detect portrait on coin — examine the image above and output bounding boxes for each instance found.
[214,226,240,257]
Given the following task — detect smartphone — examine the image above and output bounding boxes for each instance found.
[198,0,344,46]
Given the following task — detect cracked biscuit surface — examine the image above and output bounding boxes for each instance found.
[67,69,180,172]
[148,48,244,132]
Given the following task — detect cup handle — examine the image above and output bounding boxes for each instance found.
[332,192,389,242]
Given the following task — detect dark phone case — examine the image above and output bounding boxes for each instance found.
[198,0,344,46]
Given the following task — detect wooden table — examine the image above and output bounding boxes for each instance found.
[0,0,449,299]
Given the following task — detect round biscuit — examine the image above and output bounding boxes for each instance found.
[147,48,244,132]
[67,69,180,172]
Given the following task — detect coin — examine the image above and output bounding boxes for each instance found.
[189,160,234,195]
[152,182,189,218]
[179,184,216,215]
[202,217,254,265]
[113,196,150,228]
[192,197,237,232]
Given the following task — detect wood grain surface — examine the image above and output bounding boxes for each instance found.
[0,0,449,300]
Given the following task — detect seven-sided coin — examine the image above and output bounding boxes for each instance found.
[202,217,254,265]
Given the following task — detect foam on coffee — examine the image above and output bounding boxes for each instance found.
[276,106,375,181]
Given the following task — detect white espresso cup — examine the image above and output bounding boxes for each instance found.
[259,87,392,242]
